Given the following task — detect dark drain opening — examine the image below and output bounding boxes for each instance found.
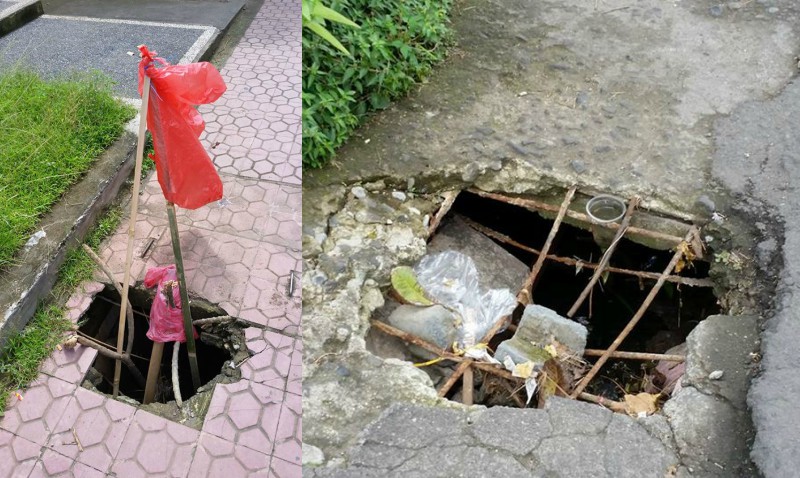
[78,285,240,404]
[453,192,719,350]
[369,188,724,406]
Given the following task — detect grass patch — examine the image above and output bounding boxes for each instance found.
[302,0,453,168]
[0,70,134,269]
[0,305,72,410]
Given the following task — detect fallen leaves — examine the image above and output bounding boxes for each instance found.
[390,266,434,306]
[624,392,660,417]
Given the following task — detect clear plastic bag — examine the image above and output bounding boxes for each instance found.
[143,265,198,343]
[414,251,517,348]
[137,45,227,210]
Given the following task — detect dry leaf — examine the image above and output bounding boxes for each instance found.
[624,392,660,417]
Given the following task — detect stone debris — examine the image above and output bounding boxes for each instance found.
[386,304,459,350]
[495,304,588,365]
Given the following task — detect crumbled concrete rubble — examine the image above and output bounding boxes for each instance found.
[495,305,588,365]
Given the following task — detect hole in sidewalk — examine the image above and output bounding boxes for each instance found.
[368,188,723,406]
[78,284,249,426]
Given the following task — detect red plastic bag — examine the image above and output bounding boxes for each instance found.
[137,45,227,210]
[143,265,198,343]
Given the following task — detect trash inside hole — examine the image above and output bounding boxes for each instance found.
[368,189,722,410]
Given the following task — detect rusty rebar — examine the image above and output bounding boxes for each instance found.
[518,186,577,304]
[461,218,713,287]
[567,197,640,318]
[428,190,460,237]
[469,188,685,246]
[583,349,685,362]
[570,226,699,398]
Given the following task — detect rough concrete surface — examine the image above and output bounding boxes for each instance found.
[304,0,799,475]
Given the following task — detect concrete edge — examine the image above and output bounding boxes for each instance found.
[0,131,137,348]
[0,0,42,36]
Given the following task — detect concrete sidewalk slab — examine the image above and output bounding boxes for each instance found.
[0,15,215,98]
[0,0,41,36]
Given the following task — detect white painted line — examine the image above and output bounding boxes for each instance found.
[180,26,217,64]
[41,14,212,31]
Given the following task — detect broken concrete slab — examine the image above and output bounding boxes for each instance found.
[664,387,757,476]
[495,305,588,365]
[428,214,529,292]
[684,314,758,409]
[306,400,678,477]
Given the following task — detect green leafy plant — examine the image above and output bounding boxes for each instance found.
[303,0,453,168]
[302,0,360,56]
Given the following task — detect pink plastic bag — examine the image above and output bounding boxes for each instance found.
[144,265,198,343]
[137,45,227,210]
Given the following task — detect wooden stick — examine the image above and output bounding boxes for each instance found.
[577,392,627,413]
[166,202,202,392]
[518,186,577,304]
[567,197,640,317]
[72,428,84,452]
[437,314,510,397]
[113,75,151,398]
[462,218,713,287]
[462,366,474,405]
[172,342,183,407]
[82,245,136,360]
[427,190,459,237]
[583,349,685,362]
[570,227,698,398]
[143,342,165,404]
[468,188,685,246]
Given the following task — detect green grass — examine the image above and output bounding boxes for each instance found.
[0,305,72,410]
[0,70,135,269]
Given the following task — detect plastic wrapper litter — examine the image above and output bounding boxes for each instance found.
[137,45,226,210]
[414,250,517,348]
[143,265,198,343]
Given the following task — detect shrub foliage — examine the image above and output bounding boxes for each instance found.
[302,0,452,168]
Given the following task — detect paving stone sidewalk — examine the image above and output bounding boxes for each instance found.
[0,0,301,476]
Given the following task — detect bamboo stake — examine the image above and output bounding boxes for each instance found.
[468,188,685,246]
[82,245,136,359]
[461,218,713,287]
[518,186,577,304]
[583,349,685,362]
[567,197,640,318]
[570,227,698,398]
[113,74,151,398]
[166,202,201,391]
[143,342,164,404]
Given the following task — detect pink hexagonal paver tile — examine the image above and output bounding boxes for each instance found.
[271,391,300,465]
[202,380,283,456]
[40,344,97,386]
[29,449,106,478]
[0,428,42,478]
[269,457,301,478]
[239,276,300,335]
[110,410,199,478]
[188,433,269,477]
[240,328,293,390]
[0,374,76,445]
[47,387,136,472]
[287,339,301,397]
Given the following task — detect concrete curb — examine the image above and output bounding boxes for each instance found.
[0,0,42,36]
